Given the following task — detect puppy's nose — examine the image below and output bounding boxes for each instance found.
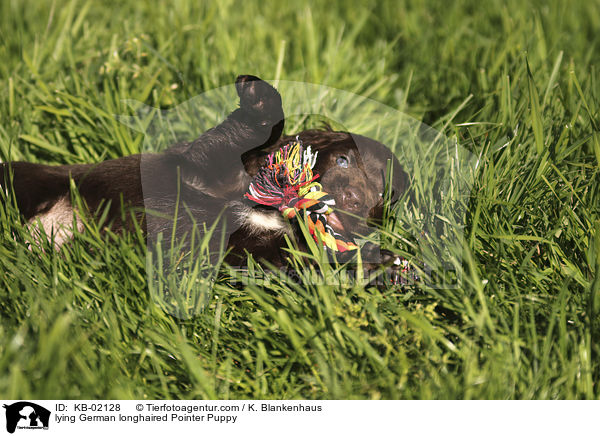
[342,189,361,211]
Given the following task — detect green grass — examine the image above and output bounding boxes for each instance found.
[1,0,600,399]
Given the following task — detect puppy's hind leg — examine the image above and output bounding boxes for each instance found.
[234,74,285,146]
[166,75,285,199]
[169,75,284,161]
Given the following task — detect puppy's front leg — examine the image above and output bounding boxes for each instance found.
[167,75,284,199]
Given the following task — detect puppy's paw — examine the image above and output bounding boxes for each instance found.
[380,249,419,286]
[235,75,283,126]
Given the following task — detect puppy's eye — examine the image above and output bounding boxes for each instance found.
[336,156,349,168]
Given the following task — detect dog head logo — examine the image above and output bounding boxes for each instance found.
[2,402,50,433]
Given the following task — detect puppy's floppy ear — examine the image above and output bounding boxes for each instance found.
[386,160,410,204]
[367,170,408,227]
[369,162,409,228]
[367,197,386,226]
[351,134,409,225]
[350,132,409,202]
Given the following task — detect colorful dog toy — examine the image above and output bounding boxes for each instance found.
[245,138,359,252]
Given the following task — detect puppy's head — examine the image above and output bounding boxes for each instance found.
[279,129,408,238]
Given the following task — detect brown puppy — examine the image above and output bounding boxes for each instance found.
[1,75,283,249]
[1,75,406,269]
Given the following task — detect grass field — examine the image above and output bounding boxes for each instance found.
[1,0,600,399]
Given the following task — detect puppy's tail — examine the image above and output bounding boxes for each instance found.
[0,162,6,198]
[0,162,10,202]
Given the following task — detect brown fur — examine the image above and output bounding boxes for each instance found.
[1,76,407,269]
